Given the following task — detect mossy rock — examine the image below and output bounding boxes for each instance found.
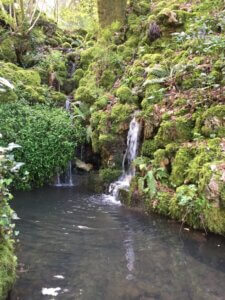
[75,86,99,105]
[119,188,131,206]
[72,68,84,86]
[203,206,225,235]
[116,85,137,104]
[0,37,17,63]
[153,191,172,216]
[141,139,158,158]
[187,138,225,183]
[0,240,17,300]
[91,95,108,111]
[142,53,162,65]
[153,149,169,168]
[170,147,194,187]
[99,70,116,89]
[99,168,121,184]
[0,89,17,102]
[196,105,225,138]
[62,78,77,94]
[62,42,71,49]
[50,90,67,104]
[155,116,193,147]
[197,161,225,208]
[47,38,59,47]
[110,103,134,130]
[169,184,205,229]
[80,47,98,70]
[0,62,41,87]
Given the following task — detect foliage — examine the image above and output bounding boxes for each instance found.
[0,101,85,189]
[0,140,19,299]
[138,170,157,200]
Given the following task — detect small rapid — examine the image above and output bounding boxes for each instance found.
[107,116,141,203]
[55,97,74,187]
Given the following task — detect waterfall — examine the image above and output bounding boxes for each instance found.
[54,98,74,187]
[68,61,76,78]
[106,117,140,203]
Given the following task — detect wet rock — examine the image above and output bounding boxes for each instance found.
[75,159,93,172]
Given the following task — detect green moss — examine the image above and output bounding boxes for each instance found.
[110,103,134,128]
[127,13,143,34]
[62,78,76,94]
[141,139,158,158]
[0,90,18,102]
[142,53,162,65]
[47,38,59,47]
[154,191,172,215]
[75,85,101,105]
[0,239,17,300]
[80,47,98,70]
[99,70,116,89]
[119,188,131,206]
[196,105,225,138]
[170,147,194,187]
[50,90,67,104]
[125,36,139,48]
[153,149,169,168]
[91,95,108,111]
[155,117,193,147]
[0,62,41,87]
[187,138,224,183]
[116,85,137,104]
[0,37,17,63]
[62,42,71,48]
[99,133,115,146]
[99,168,121,184]
[73,68,84,86]
[204,206,225,235]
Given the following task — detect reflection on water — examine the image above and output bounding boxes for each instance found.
[10,175,225,300]
[124,227,135,281]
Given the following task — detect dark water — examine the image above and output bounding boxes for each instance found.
[11,175,225,300]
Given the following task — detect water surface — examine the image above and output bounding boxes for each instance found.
[11,175,225,300]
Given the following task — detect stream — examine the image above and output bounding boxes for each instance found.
[10,174,225,300]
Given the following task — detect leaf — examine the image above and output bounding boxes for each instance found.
[144,170,157,199]
[143,77,167,87]
[0,77,14,90]
[7,143,21,151]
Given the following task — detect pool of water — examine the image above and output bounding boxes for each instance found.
[10,175,225,300]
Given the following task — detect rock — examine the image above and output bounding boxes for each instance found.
[75,159,93,172]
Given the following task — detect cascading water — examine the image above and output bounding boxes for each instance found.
[55,97,74,187]
[106,117,140,203]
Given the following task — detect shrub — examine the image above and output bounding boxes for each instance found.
[0,101,85,189]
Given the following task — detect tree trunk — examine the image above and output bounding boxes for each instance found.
[97,0,127,27]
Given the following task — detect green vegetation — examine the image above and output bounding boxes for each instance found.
[67,0,225,236]
[1,2,225,296]
[0,143,20,299]
[0,101,85,189]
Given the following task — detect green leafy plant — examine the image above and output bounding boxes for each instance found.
[0,101,85,189]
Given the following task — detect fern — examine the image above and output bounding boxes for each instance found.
[143,77,167,86]
[144,170,157,199]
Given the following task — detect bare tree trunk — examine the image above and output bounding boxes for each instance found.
[97,0,127,27]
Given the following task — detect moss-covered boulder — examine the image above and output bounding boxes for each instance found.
[170,147,194,187]
[116,85,137,104]
[155,117,193,147]
[196,105,225,138]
